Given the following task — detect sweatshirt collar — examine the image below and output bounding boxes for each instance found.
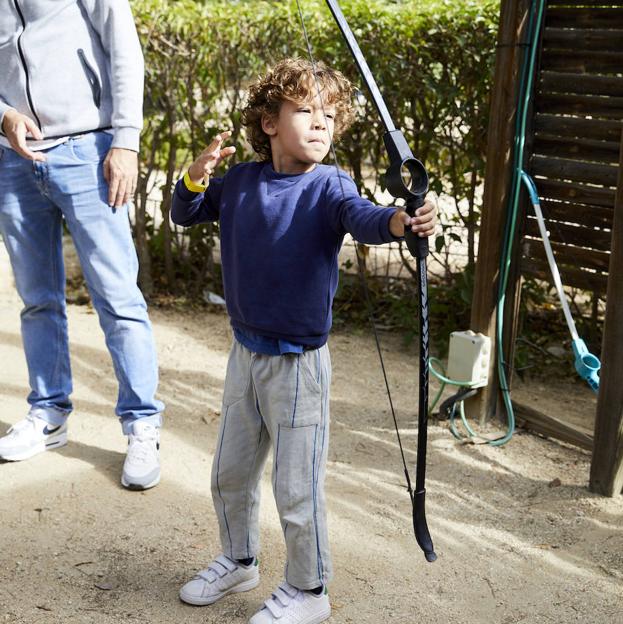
[261,161,323,181]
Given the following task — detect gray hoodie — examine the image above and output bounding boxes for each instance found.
[0,0,144,152]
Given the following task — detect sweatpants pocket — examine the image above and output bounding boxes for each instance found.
[274,423,317,521]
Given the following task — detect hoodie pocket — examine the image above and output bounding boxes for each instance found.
[77,49,102,109]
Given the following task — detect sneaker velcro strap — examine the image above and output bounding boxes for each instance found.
[196,570,216,583]
[264,598,284,619]
[278,583,299,600]
[197,555,238,583]
[267,583,298,614]
[215,555,238,574]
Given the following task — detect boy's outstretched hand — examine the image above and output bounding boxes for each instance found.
[188,131,236,185]
[389,194,438,239]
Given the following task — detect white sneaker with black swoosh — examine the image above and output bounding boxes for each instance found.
[121,421,161,490]
[0,412,68,461]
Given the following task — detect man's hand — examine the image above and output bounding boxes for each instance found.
[103,147,138,208]
[188,131,236,185]
[390,194,438,238]
[1,109,46,161]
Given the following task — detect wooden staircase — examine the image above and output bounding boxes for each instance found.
[522,0,623,293]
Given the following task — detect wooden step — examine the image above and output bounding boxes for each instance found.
[534,114,623,143]
[531,155,619,187]
[539,72,623,98]
[532,178,616,207]
[545,7,623,29]
[538,199,613,228]
[523,238,611,272]
[524,216,612,251]
[533,135,621,164]
[540,49,623,74]
[521,257,609,292]
[543,27,623,51]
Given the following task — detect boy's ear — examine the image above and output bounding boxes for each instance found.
[261,114,278,137]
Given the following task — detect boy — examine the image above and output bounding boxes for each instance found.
[172,58,436,624]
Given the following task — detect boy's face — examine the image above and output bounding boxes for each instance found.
[262,91,336,172]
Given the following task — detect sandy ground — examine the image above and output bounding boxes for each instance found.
[0,288,622,624]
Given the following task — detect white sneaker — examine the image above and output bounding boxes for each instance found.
[249,582,330,624]
[0,412,67,461]
[121,421,160,490]
[179,554,260,606]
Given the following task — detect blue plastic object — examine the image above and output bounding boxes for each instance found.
[520,169,602,394]
[520,171,539,205]
[572,339,601,393]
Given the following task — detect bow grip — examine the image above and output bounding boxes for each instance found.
[404,195,429,259]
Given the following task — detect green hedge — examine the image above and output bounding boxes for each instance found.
[130,0,499,296]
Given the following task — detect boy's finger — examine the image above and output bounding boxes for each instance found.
[418,225,437,237]
[198,147,215,162]
[211,147,236,169]
[415,201,435,216]
[399,211,412,225]
[413,218,437,236]
[414,211,434,224]
[206,131,232,152]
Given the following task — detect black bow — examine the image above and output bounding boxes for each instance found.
[296,0,437,562]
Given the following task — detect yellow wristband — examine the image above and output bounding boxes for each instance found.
[183,171,206,193]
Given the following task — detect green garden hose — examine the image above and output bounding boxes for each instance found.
[492,0,546,446]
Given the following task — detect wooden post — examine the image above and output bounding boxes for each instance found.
[589,129,623,497]
[467,0,531,423]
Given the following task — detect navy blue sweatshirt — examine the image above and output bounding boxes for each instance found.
[171,162,398,348]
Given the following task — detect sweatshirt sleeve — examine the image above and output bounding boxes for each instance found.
[323,169,400,245]
[171,176,223,226]
[80,0,144,152]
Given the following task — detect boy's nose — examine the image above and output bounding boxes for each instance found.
[312,113,326,129]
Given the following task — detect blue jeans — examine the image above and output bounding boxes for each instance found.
[0,132,163,433]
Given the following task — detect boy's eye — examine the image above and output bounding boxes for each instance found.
[298,108,311,113]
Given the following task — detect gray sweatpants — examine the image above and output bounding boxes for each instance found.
[211,339,332,589]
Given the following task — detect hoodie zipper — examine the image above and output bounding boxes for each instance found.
[13,0,42,130]
[77,49,102,108]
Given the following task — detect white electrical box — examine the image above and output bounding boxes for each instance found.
[446,330,491,388]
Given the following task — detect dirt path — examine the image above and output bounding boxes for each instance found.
[0,294,621,624]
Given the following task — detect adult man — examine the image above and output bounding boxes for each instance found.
[0,0,163,490]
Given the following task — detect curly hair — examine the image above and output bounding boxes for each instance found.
[241,58,355,161]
